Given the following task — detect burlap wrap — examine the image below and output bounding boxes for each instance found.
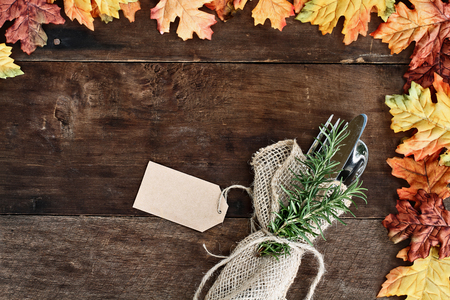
[194,140,352,300]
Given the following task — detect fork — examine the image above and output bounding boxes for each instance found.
[306,114,367,184]
[306,114,342,156]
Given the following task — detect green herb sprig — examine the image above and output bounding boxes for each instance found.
[257,122,367,259]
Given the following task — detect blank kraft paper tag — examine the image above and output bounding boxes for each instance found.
[133,161,228,232]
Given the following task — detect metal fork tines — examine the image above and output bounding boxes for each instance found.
[306,114,342,156]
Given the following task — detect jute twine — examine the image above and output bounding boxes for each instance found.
[194,140,352,300]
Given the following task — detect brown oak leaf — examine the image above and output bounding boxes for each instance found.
[383,190,450,262]
[0,0,65,54]
[387,151,450,202]
[404,39,450,92]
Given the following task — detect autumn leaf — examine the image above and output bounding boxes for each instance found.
[0,0,65,54]
[296,0,394,44]
[404,39,450,93]
[119,0,140,22]
[378,246,450,299]
[150,0,217,40]
[383,190,450,262]
[63,0,94,30]
[387,151,450,201]
[293,0,307,13]
[372,0,450,72]
[233,0,294,31]
[0,43,24,79]
[386,73,450,164]
[252,0,294,31]
[205,0,236,21]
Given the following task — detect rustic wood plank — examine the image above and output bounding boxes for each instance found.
[2,0,413,64]
[0,216,406,299]
[0,62,408,218]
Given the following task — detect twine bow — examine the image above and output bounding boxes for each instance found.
[194,185,325,300]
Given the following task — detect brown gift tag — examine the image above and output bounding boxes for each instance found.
[133,161,228,232]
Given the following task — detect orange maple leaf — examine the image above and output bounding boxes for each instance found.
[1,0,65,54]
[150,0,217,41]
[386,73,450,165]
[119,1,140,22]
[387,151,450,201]
[372,0,450,71]
[234,0,294,31]
[64,0,94,30]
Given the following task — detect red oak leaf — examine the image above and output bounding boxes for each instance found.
[403,39,450,92]
[1,0,65,54]
[387,151,450,202]
[383,190,450,262]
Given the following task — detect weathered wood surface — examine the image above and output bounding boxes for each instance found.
[0,1,421,298]
[0,216,405,299]
[4,0,413,64]
[1,62,408,218]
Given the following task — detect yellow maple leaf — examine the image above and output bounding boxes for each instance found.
[386,73,450,165]
[65,0,94,31]
[296,0,395,44]
[0,43,24,79]
[150,0,217,41]
[92,0,121,19]
[378,246,450,299]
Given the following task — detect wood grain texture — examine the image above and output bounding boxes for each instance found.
[0,215,405,300]
[2,0,413,64]
[0,62,408,218]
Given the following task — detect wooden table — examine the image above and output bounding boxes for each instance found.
[1,1,413,299]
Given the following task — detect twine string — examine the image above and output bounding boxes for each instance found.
[217,185,253,214]
[194,233,325,300]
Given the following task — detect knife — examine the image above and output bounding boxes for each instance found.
[332,114,367,180]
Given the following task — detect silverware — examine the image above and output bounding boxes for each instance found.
[308,114,368,183]
[340,140,369,185]
[333,114,367,179]
[306,114,342,156]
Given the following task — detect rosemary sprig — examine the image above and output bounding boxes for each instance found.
[257,122,368,259]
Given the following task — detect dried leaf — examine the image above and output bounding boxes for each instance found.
[387,151,450,201]
[293,0,307,13]
[372,0,450,71]
[92,0,120,19]
[383,190,450,262]
[404,39,450,93]
[205,0,236,21]
[150,0,217,40]
[385,73,450,164]
[297,0,394,44]
[252,0,294,31]
[377,246,450,299]
[64,0,94,30]
[232,0,294,30]
[119,1,140,22]
[1,0,65,54]
[0,43,24,79]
